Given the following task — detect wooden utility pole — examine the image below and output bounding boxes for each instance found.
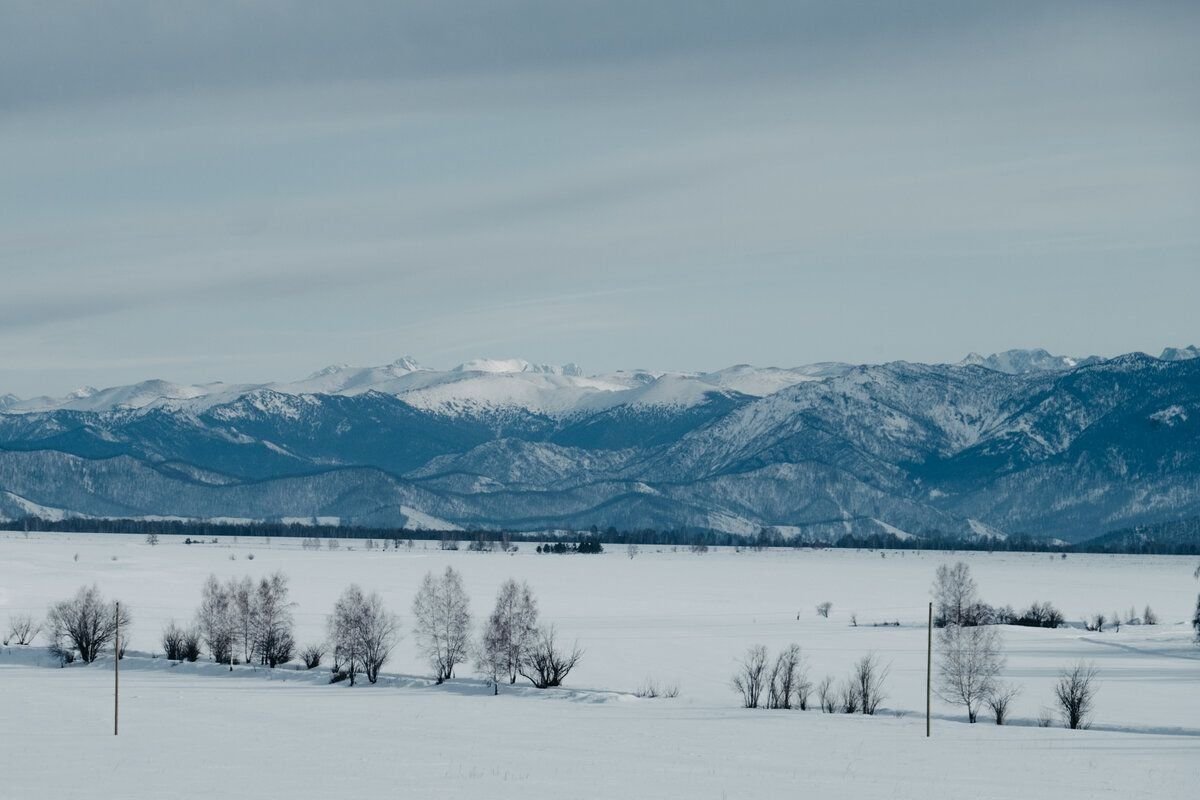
[926,601,932,738]
[114,601,120,736]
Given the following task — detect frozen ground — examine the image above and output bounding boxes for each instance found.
[2,532,1198,798]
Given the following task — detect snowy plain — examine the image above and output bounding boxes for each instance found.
[1,532,1198,798]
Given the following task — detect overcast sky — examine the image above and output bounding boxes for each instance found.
[2,1,1198,396]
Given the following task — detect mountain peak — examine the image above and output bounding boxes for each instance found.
[1159,345,1200,361]
[390,355,423,372]
[956,348,1101,374]
[452,358,582,376]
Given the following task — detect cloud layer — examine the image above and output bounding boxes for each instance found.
[2,1,1198,395]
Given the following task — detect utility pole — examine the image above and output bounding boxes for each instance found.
[114,601,120,737]
[926,601,932,738]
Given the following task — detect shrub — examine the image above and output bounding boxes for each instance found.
[519,625,583,689]
[300,644,325,670]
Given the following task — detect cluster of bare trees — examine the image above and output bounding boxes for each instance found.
[161,622,202,661]
[933,562,1069,629]
[931,564,1108,728]
[812,654,891,714]
[937,623,1014,723]
[4,613,41,646]
[46,585,131,663]
[327,585,399,685]
[733,645,886,714]
[1086,606,1158,631]
[192,572,295,667]
[476,578,537,691]
[474,577,582,692]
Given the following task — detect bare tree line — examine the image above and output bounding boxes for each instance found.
[733,645,885,715]
[193,572,295,667]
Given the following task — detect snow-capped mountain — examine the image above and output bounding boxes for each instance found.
[2,349,1198,542]
[956,348,1103,374]
[0,357,843,417]
[1160,345,1200,361]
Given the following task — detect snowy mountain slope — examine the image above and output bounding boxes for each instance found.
[1159,344,1200,361]
[2,349,1199,541]
[0,358,848,417]
[956,348,1103,374]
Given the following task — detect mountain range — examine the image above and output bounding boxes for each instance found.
[1,346,1198,543]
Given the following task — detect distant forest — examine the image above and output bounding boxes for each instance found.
[4,516,1199,555]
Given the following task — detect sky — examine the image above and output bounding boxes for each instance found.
[2,1,1198,397]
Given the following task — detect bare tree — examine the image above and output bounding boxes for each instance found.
[327,584,399,685]
[476,629,507,695]
[932,562,978,627]
[937,624,1005,723]
[5,614,41,646]
[328,585,365,685]
[1053,662,1098,729]
[518,625,583,688]
[196,574,235,664]
[228,576,256,664]
[816,602,832,619]
[767,644,807,710]
[144,532,159,546]
[479,579,539,690]
[795,666,813,710]
[1143,605,1157,626]
[251,572,295,667]
[359,591,399,684]
[412,567,472,683]
[839,677,861,714]
[816,675,837,713]
[854,653,890,715]
[731,645,768,708]
[46,585,131,663]
[986,684,1020,725]
[626,543,639,559]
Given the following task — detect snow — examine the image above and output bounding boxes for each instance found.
[1159,345,1200,361]
[0,490,77,522]
[956,349,1101,374]
[400,506,462,531]
[452,358,583,376]
[2,533,1198,800]
[871,518,917,541]
[1151,405,1188,426]
[967,518,1009,541]
[695,363,852,397]
[0,356,851,418]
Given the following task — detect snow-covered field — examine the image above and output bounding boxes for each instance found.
[2,532,1198,798]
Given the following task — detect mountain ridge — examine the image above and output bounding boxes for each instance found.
[2,347,1198,543]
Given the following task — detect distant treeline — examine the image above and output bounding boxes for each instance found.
[2,516,1198,555]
